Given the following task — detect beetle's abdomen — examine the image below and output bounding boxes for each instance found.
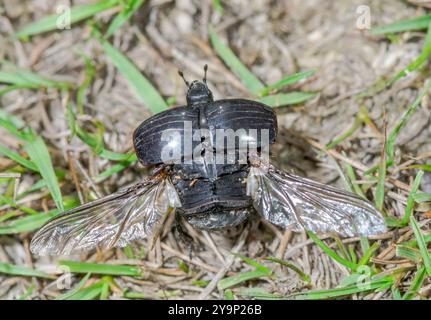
[171,163,251,214]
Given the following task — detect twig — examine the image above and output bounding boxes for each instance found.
[160,243,219,274]
[202,231,226,264]
[276,230,293,260]
[198,228,249,299]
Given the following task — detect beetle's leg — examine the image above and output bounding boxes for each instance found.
[174,212,195,259]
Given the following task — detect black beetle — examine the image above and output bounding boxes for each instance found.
[31,66,386,255]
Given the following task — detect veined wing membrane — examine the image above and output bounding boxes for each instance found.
[30,174,181,255]
[247,163,387,237]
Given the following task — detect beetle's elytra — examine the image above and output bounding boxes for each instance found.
[30,66,387,255]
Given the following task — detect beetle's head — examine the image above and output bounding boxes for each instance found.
[179,65,214,106]
[186,80,213,106]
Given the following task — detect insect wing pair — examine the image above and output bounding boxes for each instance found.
[30,157,386,255]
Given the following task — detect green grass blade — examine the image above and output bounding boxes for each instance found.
[74,125,135,161]
[59,261,142,276]
[76,54,96,114]
[0,262,54,279]
[95,157,137,182]
[392,285,402,300]
[24,136,64,211]
[292,275,394,299]
[235,288,285,300]
[209,26,265,94]
[212,0,224,15]
[414,192,431,203]
[218,269,270,290]
[0,199,77,234]
[330,157,355,193]
[0,118,27,140]
[334,235,351,262]
[348,245,358,264]
[387,22,431,87]
[402,266,427,300]
[63,280,105,300]
[396,244,422,263]
[0,211,19,224]
[360,237,370,255]
[232,253,272,273]
[359,23,431,97]
[0,144,38,172]
[404,233,431,248]
[66,102,76,139]
[224,289,235,300]
[375,155,386,211]
[387,80,431,162]
[410,216,431,276]
[0,84,39,97]
[261,70,315,96]
[0,65,70,90]
[0,109,24,128]
[192,280,209,288]
[123,290,146,299]
[0,213,57,235]
[105,0,145,38]
[56,273,92,300]
[259,92,316,107]
[385,217,404,229]
[18,284,36,300]
[0,214,56,234]
[218,254,273,290]
[325,116,362,150]
[177,259,190,274]
[338,272,371,288]
[0,196,39,217]
[344,161,366,198]
[101,39,168,113]
[264,257,311,282]
[100,283,110,300]
[402,170,424,225]
[17,0,120,38]
[0,72,38,88]
[406,164,431,172]
[358,242,380,266]
[371,14,431,35]
[18,178,51,200]
[307,231,357,271]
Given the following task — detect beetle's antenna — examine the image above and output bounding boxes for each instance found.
[178,70,190,87]
[203,64,208,84]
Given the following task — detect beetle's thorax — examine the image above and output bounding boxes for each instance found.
[186,80,213,106]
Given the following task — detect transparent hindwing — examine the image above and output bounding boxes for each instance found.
[30,174,181,255]
[246,162,387,237]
